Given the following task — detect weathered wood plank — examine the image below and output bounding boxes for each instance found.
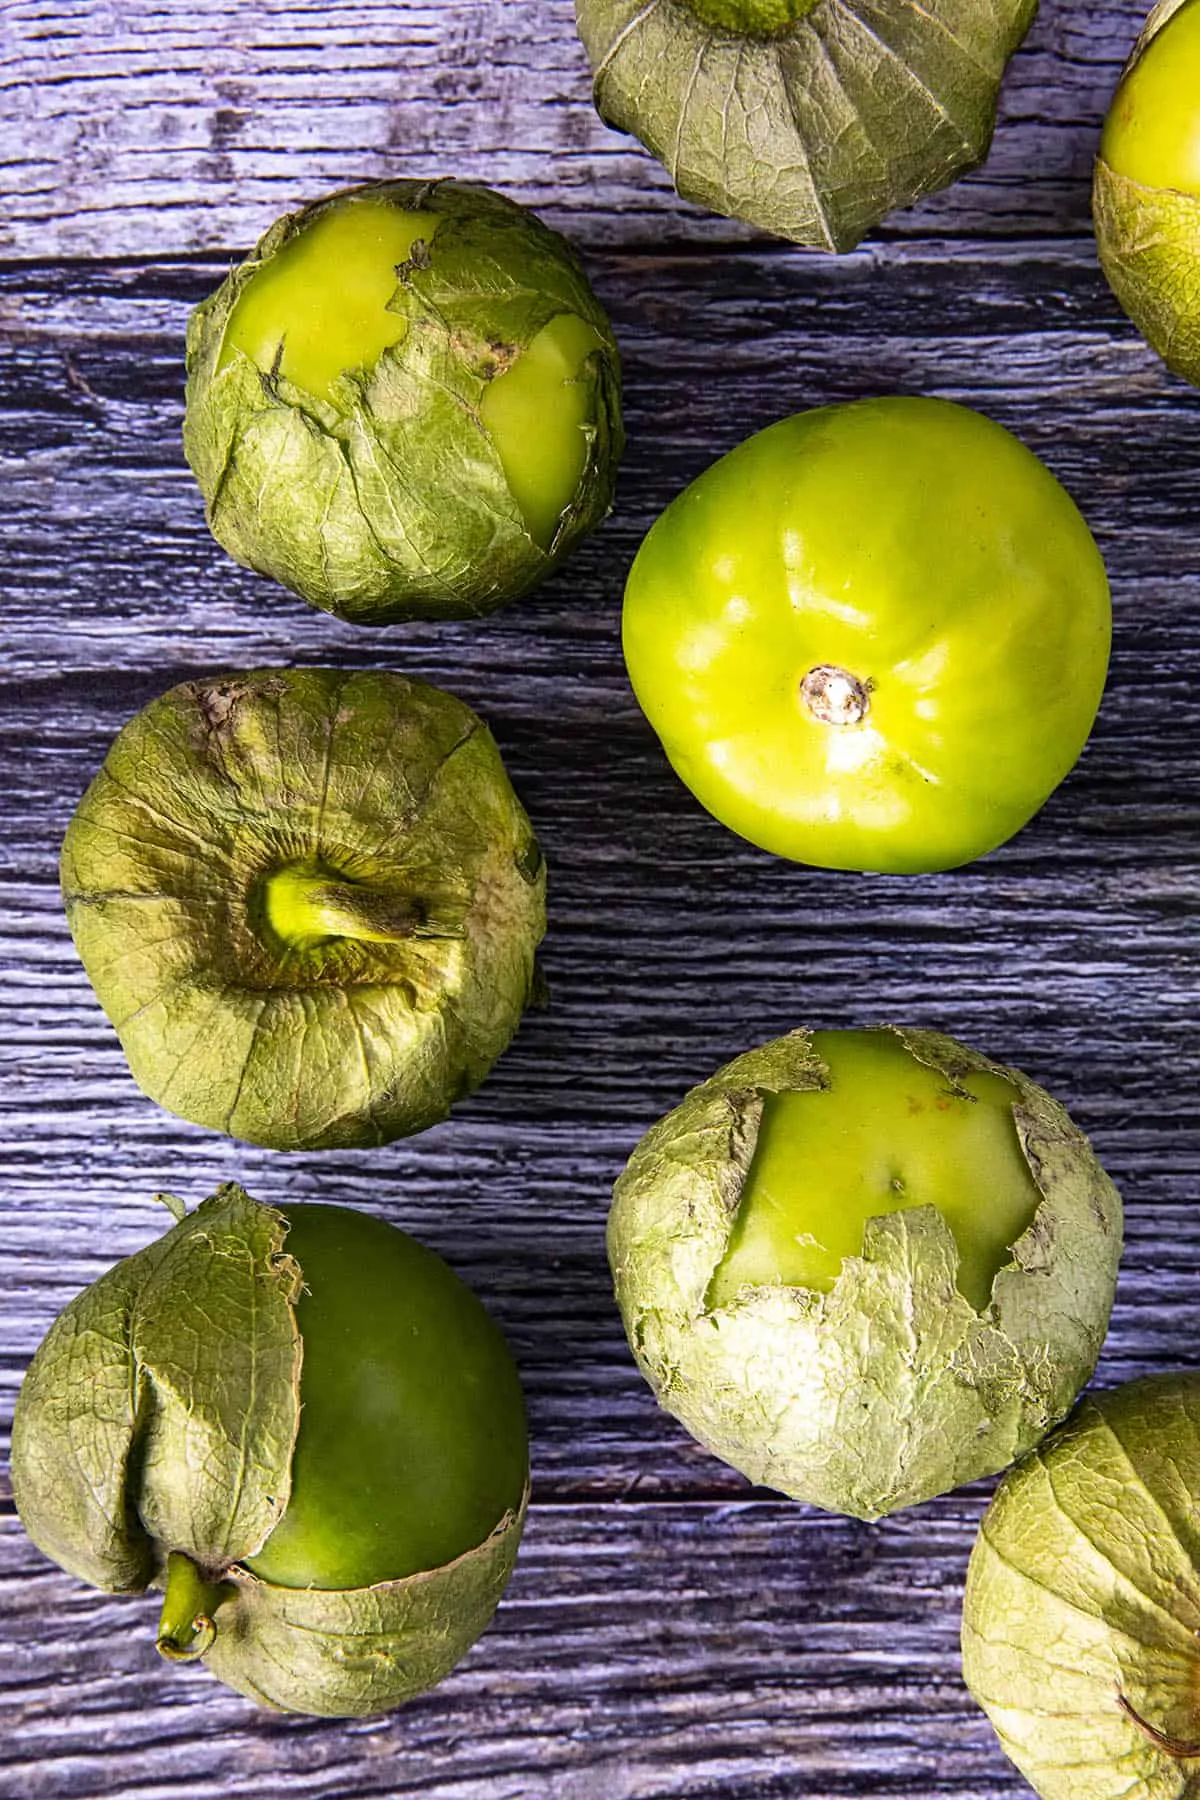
[2,1503,1026,1797]
[0,0,1144,255]
[1,244,1198,1521]
[4,6,1200,1787]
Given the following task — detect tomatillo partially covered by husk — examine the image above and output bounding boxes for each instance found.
[622,397,1111,874]
[609,1028,1122,1519]
[11,1185,529,1717]
[184,179,623,622]
[962,1373,1200,1798]
[574,0,1035,251]
[61,667,545,1150]
[1094,0,1200,388]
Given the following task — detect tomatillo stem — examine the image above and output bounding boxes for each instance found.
[799,664,871,727]
[1117,1690,1200,1758]
[263,866,425,947]
[680,0,820,35]
[156,1552,225,1662]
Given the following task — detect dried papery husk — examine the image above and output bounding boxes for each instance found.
[60,667,546,1150]
[962,1374,1200,1800]
[608,1028,1122,1519]
[1093,0,1200,388]
[574,0,1037,251]
[1094,162,1200,389]
[185,178,623,623]
[11,1186,528,1718]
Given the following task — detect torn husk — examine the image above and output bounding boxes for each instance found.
[1093,161,1200,389]
[184,178,623,622]
[609,1027,1122,1519]
[11,1185,527,1717]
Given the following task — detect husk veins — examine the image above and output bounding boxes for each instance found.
[11,1186,527,1718]
[962,1374,1200,1799]
[184,179,624,622]
[574,0,1037,251]
[60,667,546,1151]
[609,1028,1122,1519]
[1093,0,1200,389]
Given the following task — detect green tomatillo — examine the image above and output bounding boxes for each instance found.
[609,1027,1122,1519]
[184,179,624,622]
[962,1373,1200,1798]
[1094,0,1200,388]
[60,667,546,1150]
[622,397,1111,873]
[574,0,1035,250]
[11,1185,529,1717]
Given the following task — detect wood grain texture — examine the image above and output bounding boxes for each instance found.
[4,0,1200,1793]
[0,0,1146,255]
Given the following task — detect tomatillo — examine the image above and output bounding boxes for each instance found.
[609,1028,1122,1519]
[60,667,546,1151]
[1094,0,1200,388]
[622,397,1111,873]
[11,1185,529,1717]
[574,0,1034,250]
[962,1373,1200,1799]
[184,178,624,623]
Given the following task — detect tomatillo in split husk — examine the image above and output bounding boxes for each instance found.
[184,179,623,622]
[60,667,545,1150]
[11,1186,529,1717]
[574,0,1035,250]
[1094,0,1200,388]
[622,397,1111,873]
[962,1373,1200,1798]
[609,1028,1122,1519]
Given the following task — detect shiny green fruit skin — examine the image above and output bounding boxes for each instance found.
[184,178,624,625]
[1099,0,1200,196]
[710,1028,1043,1316]
[623,397,1111,874]
[1094,0,1200,389]
[609,1027,1123,1520]
[247,1205,528,1590]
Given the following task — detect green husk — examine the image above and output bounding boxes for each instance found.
[11,1186,527,1718]
[1093,0,1200,388]
[1094,161,1200,389]
[60,667,546,1151]
[962,1374,1200,1799]
[608,1028,1122,1519]
[574,0,1037,251]
[184,179,623,623]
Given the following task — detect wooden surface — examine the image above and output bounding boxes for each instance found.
[3,1,1199,1794]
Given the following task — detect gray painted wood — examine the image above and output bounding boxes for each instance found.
[3,0,1200,1792]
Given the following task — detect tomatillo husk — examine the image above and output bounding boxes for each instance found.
[1094,0,1200,388]
[962,1373,1200,1798]
[60,667,546,1150]
[184,178,624,622]
[10,1185,529,1717]
[608,1028,1122,1519]
[574,0,1036,251]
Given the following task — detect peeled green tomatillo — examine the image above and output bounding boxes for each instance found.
[61,667,546,1150]
[574,0,1035,251]
[609,1028,1122,1519]
[184,179,623,623]
[962,1374,1200,1799]
[11,1185,529,1717]
[623,398,1111,873]
[1094,0,1200,388]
